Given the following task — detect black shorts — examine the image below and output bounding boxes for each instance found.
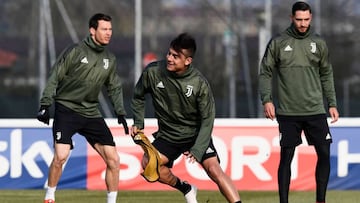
[152,137,219,168]
[52,103,115,149]
[277,114,332,147]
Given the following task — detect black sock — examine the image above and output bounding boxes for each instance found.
[173,178,191,194]
[235,201,242,203]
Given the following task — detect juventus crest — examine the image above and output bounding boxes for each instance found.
[185,85,193,97]
[103,58,109,69]
[310,42,316,53]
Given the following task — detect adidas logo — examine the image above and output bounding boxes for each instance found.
[205,147,214,154]
[284,45,293,51]
[81,57,88,64]
[156,81,164,88]
[325,133,331,140]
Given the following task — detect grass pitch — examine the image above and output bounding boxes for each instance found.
[0,190,359,203]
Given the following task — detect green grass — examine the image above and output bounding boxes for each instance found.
[0,190,359,203]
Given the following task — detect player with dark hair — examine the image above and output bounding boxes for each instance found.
[37,13,128,203]
[131,33,242,203]
[259,2,339,203]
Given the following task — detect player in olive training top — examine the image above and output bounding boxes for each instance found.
[131,33,242,203]
[37,13,128,203]
[259,2,339,203]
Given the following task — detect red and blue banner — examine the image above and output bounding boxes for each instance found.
[0,118,359,190]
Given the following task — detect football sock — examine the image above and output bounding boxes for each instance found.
[44,186,56,200]
[173,178,191,194]
[235,201,242,203]
[107,191,118,203]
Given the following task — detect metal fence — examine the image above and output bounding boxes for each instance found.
[0,0,359,118]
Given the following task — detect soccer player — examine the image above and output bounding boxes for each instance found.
[131,33,242,203]
[37,13,128,203]
[258,2,339,203]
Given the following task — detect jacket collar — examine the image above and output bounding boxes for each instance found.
[286,23,314,39]
[166,64,194,79]
[83,35,105,52]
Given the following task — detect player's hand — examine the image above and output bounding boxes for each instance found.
[183,151,196,164]
[131,125,143,137]
[37,106,50,125]
[329,107,339,123]
[117,115,129,134]
[263,102,276,120]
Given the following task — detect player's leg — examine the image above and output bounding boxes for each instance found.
[314,143,330,203]
[94,144,120,190]
[45,143,72,202]
[278,146,296,203]
[47,143,72,187]
[201,156,241,203]
[151,137,197,203]
[93,144,120,203]
[81,118,119,203]
[304,117,332,203]
[45,103,79,203]
[155,153,197,203]
[277,117,303,203]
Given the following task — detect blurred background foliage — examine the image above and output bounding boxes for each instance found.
[0,0,359,118]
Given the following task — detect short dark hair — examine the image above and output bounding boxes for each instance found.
[170,33,196,58]
[292,1,312,15]
[89,13,112,29]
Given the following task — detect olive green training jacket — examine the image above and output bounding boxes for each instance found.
[131,60,215,161]
[40,35,126,117]
[259,24,337,116]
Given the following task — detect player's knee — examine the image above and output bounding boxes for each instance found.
[106,155,120,170]
[204,161,225,182]
[52,156,67,168]
[53,150,71,165]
